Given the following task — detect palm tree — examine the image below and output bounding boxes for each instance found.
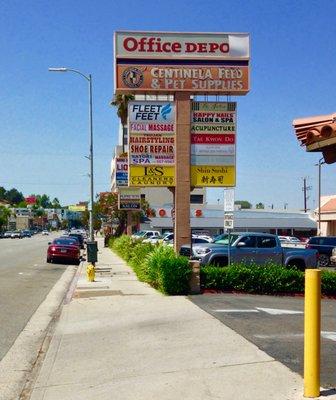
[111,94,135,236]
[110,94,135,153]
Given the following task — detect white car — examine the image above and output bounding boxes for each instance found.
[133,231,161,240]
[42,230,49,235]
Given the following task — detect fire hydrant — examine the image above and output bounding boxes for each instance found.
[86,263,95,282]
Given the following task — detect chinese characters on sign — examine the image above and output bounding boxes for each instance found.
[190,102,236,187]
[128,101,176,186]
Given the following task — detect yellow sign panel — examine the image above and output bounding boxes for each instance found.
[68,205,87,212]
[191,165,235,187]
[129,166,175,186]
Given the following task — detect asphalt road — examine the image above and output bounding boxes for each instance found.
[189,293,336,388]
[0,233,70,361]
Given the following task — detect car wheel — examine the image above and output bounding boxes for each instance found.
[318,254,330,268]
[46,258,50,263]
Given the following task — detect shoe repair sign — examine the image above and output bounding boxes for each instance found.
[128,101,176,186]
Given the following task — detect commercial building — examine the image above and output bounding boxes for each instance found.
[144,205,317,237]
[318,195,336,235]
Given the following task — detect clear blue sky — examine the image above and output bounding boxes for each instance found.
[1,0,335,210]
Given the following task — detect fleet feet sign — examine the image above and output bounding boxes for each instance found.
[128,101,176,187]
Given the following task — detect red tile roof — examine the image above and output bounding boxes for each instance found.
[321,198,336,213]
[293,113,336,146]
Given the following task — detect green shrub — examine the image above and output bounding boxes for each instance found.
[129,241,155,282]
[145,246,191,295]
[110,238,191,295]
[145,245,176,287]
[321,270,336,296]
[110,235,133,261]
[157,255,191,295]
[201,262,304,295]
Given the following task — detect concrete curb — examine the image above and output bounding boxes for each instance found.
[0,265,77,400]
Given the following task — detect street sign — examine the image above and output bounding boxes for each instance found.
[224,213,234,229]
[224,188,235,212]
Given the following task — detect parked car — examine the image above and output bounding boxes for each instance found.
[3,231,13,238]
[306,236,336,267]
[58,236,81,249]
[132,231,161,240]
[42,230,49,235]
[47,238,81,265]
[68,233,84,249]
[167,236,212,247]
[330,247,336,266]
[21,230,32,238]
[180,232,318,270]
[11,231,23,239]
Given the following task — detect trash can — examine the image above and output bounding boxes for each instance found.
[87,241,98,263]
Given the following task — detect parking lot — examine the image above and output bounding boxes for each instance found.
[189,292,336,388]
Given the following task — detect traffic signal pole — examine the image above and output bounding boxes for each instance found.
[174,92,191,253]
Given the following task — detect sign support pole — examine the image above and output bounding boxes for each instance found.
[174,92,191,253]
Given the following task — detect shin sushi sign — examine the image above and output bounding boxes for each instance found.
[114,31,250,95]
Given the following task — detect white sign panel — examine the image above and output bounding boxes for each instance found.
[115,31,250,60]
[191,144,235,156]
[130,154,174,165]
[224,188,235,212]
[224,213,234,229]
[191,155,235,165]
[129,101,175,124]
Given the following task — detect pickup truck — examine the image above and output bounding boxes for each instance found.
[180,232,318,270]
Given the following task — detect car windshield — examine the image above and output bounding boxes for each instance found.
[53,239,77,245]
[214,234,240,245]
[60,236,79,243]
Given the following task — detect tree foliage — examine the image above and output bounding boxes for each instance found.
[0,206,11,230]
[111,94,135,125]
[234,200,252,209]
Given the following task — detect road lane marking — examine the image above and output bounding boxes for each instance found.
[322,331,336,341]
[214,309,259,313]
[256,307,303,315]
[254,333,303,339]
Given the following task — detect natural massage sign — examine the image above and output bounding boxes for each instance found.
[114,31,250,95]
[128,101,176,186]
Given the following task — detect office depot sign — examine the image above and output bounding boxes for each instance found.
[114,31,250,95]
[115,32,249,59]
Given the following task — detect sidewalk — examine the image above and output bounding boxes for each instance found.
[29,238,310,400]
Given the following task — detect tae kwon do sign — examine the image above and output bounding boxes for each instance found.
[118,188,141,210]
[128,101,176,186]
[114,31,250,95]
[191,102,236,187]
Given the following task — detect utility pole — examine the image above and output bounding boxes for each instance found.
[315,158,325,235]
[302,177,312,212]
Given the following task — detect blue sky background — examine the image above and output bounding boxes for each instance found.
[1,0,335,210]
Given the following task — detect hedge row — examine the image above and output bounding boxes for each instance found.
[109,235,191,295]
[201,263,336,296]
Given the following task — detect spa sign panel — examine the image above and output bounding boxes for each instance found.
[128,101,176,187]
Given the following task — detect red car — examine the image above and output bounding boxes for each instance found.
[47,238,81,265]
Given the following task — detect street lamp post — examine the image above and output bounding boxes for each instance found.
[49,67,94,243]
[315,157,325,235]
